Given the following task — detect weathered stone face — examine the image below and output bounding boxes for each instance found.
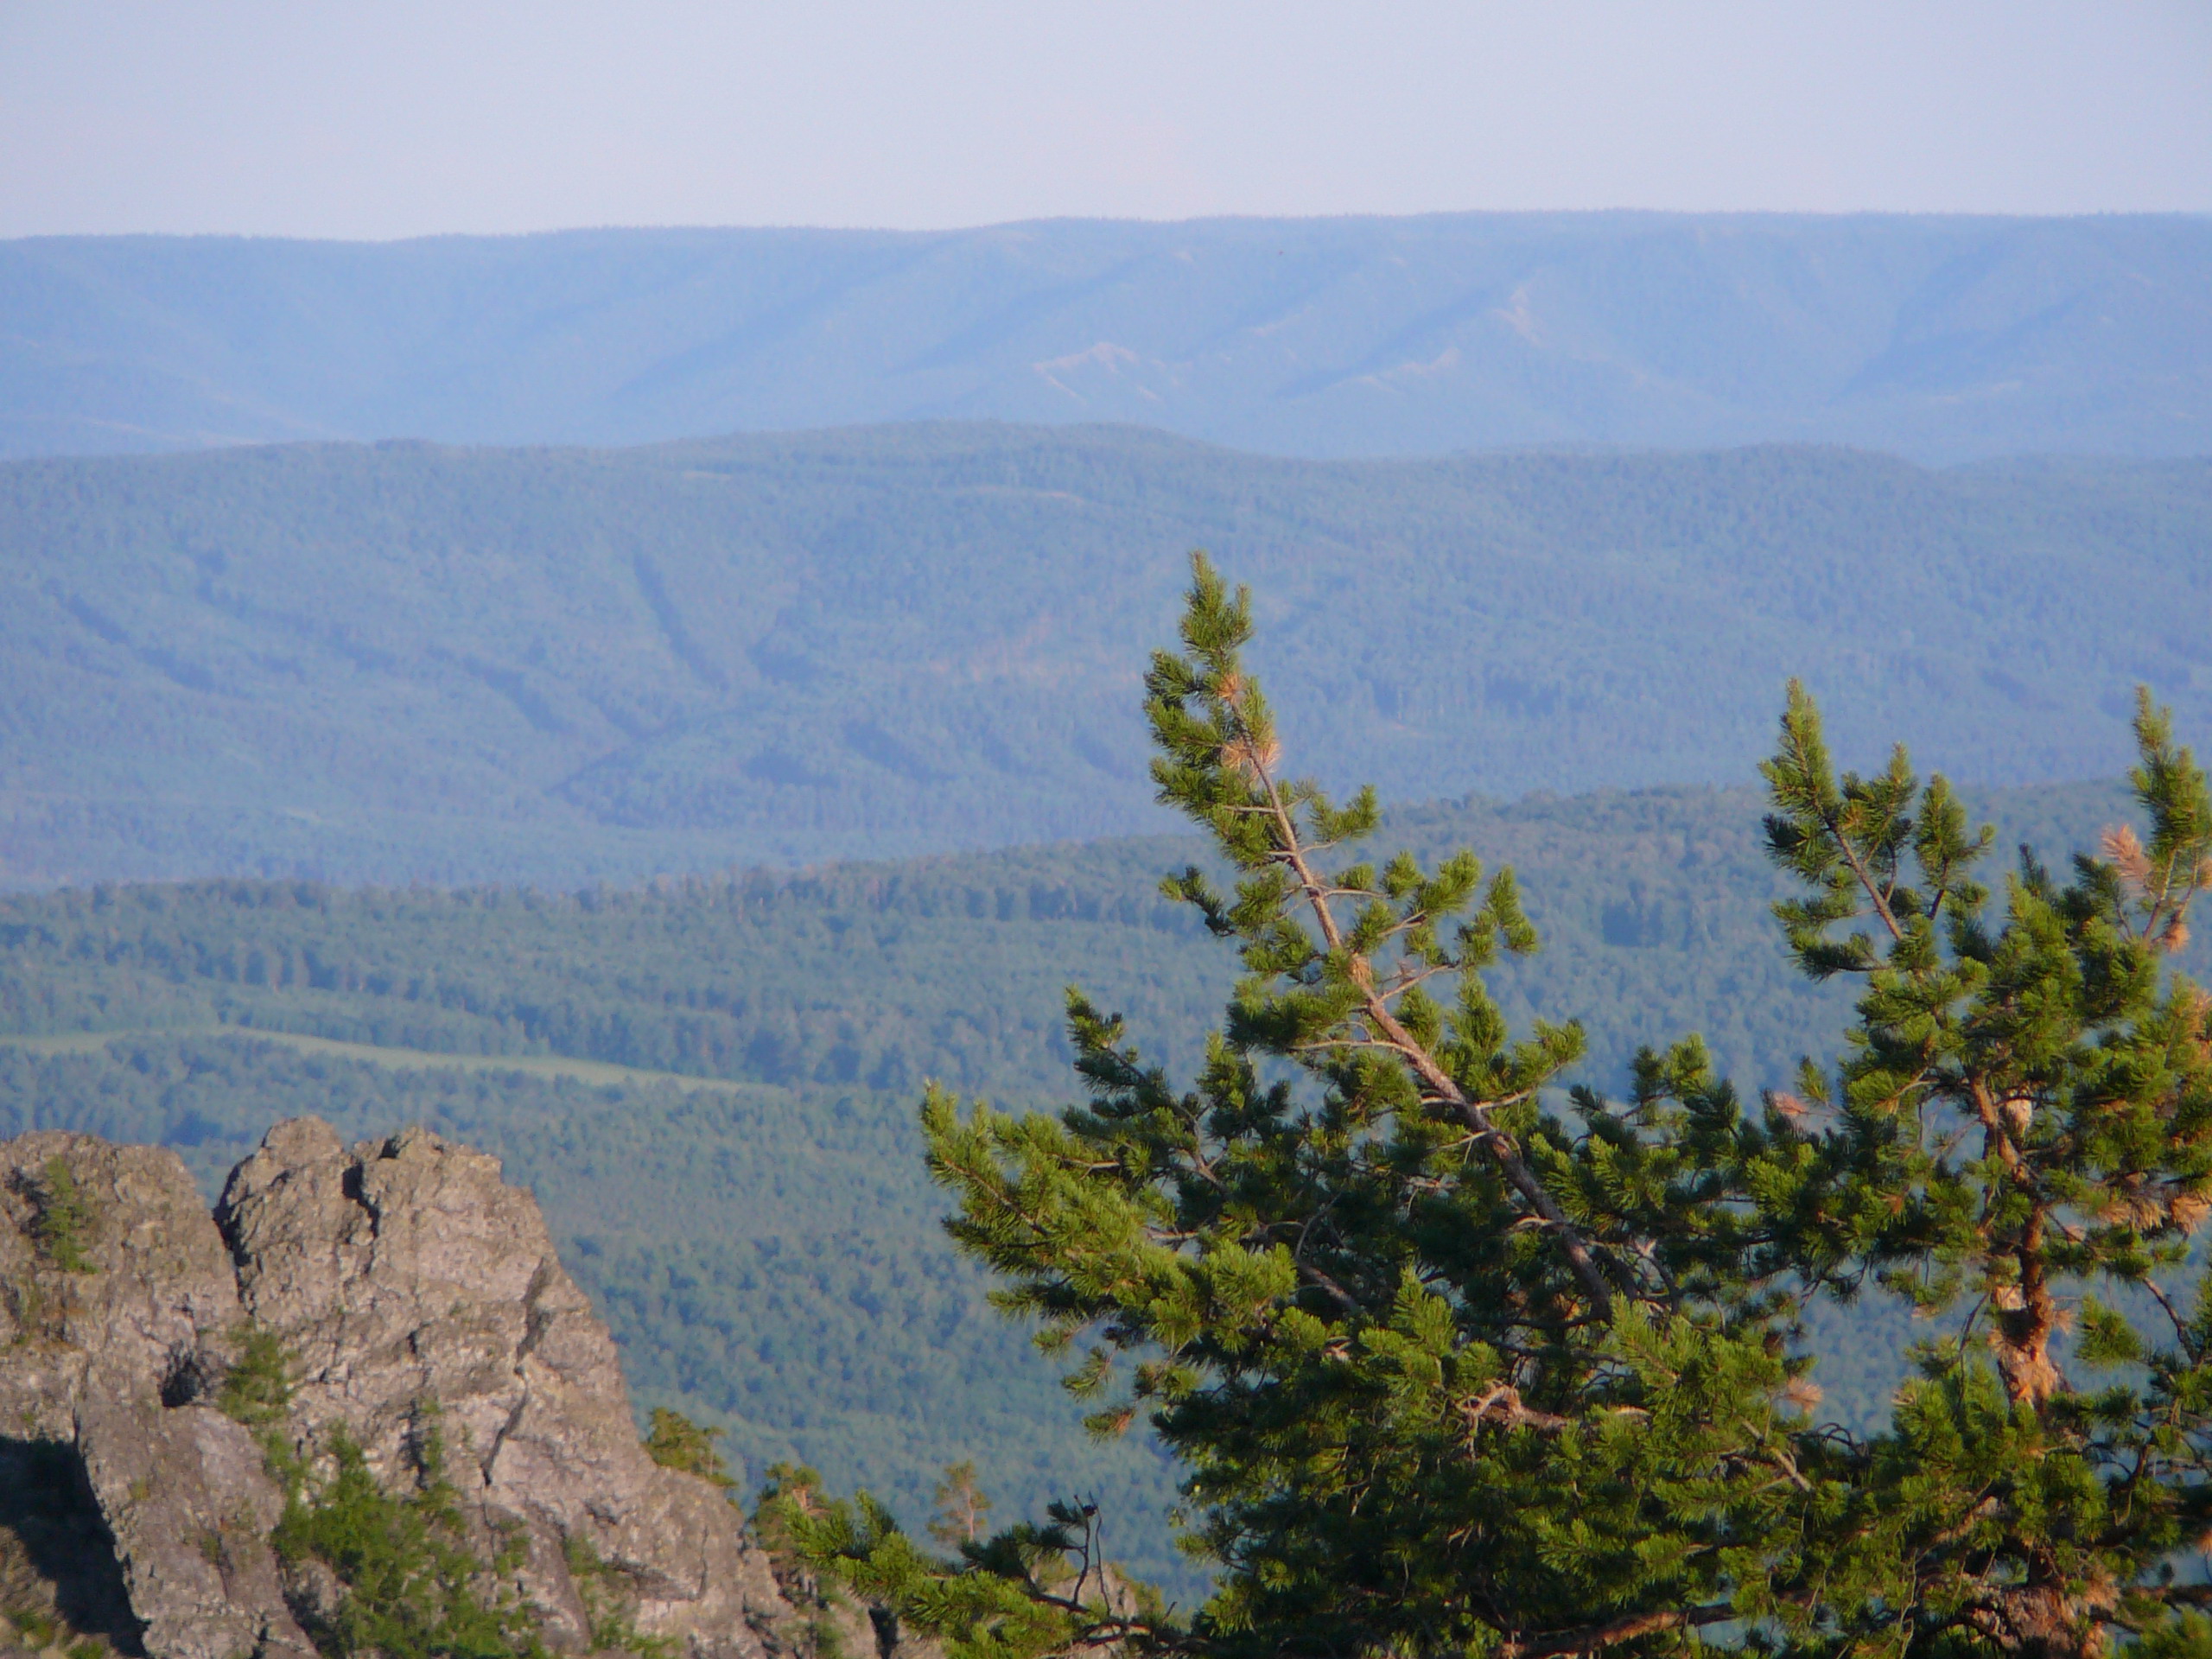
[0,1132,243,1439]
[0,1131,302,1659]
[0,1120,796,1659]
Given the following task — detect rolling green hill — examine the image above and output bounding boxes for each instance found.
[5,427,2209,887]
[3,777,2202,1592]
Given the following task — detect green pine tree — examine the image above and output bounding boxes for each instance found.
[778,556,2212,1659]
[1747,680,2212,1658]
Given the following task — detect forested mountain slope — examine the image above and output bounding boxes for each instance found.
[3,780,2202,1591]
[5,427,2208,885]
[3,213,2209,461]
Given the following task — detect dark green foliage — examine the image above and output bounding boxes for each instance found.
[771,1465,1155,1659]
[271,1421,543,1659]
[1740,682,2212,1657]
[217,1325,295,1428]
[811,559,2212,1659]
[643,1408,733,1488]
[30,1156,94,1274]
[3,430,2209,887]
[751,1464,860,1659]
[899,558,1844,1656]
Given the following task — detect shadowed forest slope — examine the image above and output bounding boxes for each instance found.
[5,427,2209,885]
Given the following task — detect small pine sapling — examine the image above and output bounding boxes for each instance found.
[927,1461,994,1551]
[643,1408,734,1488]
[31,1157,95,1274]
[217,1325,295,1429]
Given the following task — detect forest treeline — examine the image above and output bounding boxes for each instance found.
[3,778,2200,1593]
[5,781,2183,1094]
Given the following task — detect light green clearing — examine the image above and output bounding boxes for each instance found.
[0,1025,767,1096]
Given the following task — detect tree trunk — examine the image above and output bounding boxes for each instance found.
[1991,1577,2112,1659]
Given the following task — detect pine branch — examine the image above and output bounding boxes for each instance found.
[1242,737,1618,1317]
[1500,1603,1737,1658]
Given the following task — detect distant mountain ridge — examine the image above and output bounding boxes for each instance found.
[3,425,2208,887]
[3,212,2209,462]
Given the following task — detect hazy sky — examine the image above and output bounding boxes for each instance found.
[3,1,2208,240]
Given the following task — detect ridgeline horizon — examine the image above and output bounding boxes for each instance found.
[5,210,2209,464]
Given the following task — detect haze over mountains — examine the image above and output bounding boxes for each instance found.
[6,212,2211,463]
[6,197,2212,1609]
[3,423,2208,887]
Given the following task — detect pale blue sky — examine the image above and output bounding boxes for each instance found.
[3,0,2208,239]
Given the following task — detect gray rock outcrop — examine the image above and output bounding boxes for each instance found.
[0,1130,308,1659]
[0,1121,798,1659]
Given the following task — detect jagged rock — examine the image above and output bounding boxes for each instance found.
[0,1132,310,1659]
[218,1119,794,1659]
[0,1121,798,1659]
[0,1133,242,1438]
[73,1396,304,1659]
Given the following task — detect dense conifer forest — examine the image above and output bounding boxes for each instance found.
[5,779,2199,1593]
[5,428,2208,887]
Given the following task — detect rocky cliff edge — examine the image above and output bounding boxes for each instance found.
[0,1120,799,1659]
